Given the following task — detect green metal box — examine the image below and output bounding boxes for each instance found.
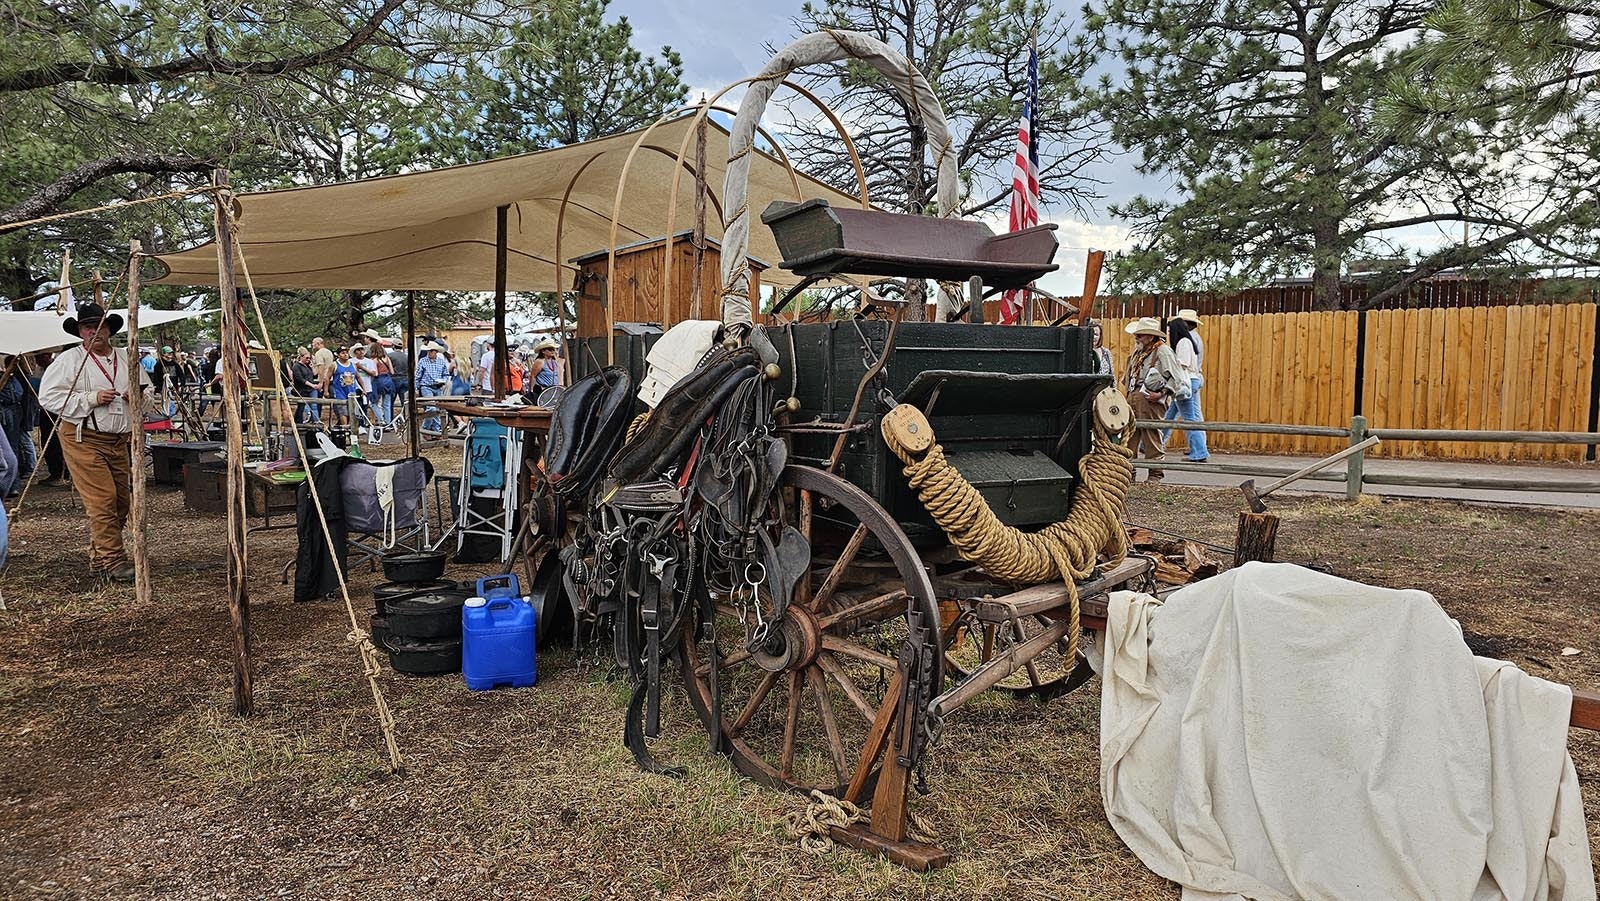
[574,320,1107,539]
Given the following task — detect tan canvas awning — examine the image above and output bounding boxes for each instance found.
[151,114,866,292]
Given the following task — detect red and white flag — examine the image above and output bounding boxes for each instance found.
[1000,46,1040,325]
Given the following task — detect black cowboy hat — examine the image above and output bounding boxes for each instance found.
[62,302,124,337]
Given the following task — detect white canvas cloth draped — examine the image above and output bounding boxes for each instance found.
[0,308,213,357]
[1091,562,1594,900]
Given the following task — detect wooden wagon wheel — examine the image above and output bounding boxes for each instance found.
[941,612,1095,701]
[682,465,942,795]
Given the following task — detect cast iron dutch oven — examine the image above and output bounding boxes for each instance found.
[372,578,459,613]
[384,635,462,677]
[381,550,449,584]
[369,613,390,649]
[384,589,468,640]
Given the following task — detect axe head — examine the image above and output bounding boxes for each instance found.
[1239,479,1267,514]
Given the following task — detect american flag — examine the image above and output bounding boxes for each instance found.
[1000,45,1040,325]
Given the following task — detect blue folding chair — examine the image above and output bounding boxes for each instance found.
[455,418,523,562]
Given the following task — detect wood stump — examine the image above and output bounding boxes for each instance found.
[1233,511,1279,566]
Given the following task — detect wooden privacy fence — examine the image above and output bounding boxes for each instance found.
[1099,303,1598,463]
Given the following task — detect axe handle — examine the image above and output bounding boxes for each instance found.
[1257,435,1381,499]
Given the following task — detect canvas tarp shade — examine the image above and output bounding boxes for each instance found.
[0,308,214,357]
[150,114,865,292]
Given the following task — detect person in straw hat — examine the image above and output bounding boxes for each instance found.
[1122,316,1187,481]
[530,337,562,389]
[37,302,154,582]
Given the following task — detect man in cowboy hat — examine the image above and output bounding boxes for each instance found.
[1122,317,1186,481]
[530,337,562,389]
[414,341,454,434]
[38,303,154,582]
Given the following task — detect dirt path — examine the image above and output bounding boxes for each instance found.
[2,480,1596,899]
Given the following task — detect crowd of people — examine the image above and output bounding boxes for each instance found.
[1091,307,1210,479]
[280,331,565,435]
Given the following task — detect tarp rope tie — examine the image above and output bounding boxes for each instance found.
[882,415,1134,664]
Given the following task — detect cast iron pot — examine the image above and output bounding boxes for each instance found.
[384,590,468,640]
[385,635,462,677]
[369,613,390,649]
[372,579,459,612]
[381,550,449,584]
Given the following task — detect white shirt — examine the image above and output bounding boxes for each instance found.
[477,347,495,390]
[354,356,378,393]
[1173,338,1202,383]
[39,343,155,434]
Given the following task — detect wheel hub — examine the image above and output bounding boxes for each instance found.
[749,605,821,672]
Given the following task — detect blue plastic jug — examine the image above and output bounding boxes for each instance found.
[462,573,536,690]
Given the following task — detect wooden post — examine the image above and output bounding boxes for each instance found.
[494,204,510,399]
[56,251,72,313]
[1346,415,1367,500]
[212,169,254,717]
[690,116,708,322]
[124,241,153,603]
[967,276,985,324]
[1233,511,1279,566]
[1078,250,1105,324]
[405,290,419,458]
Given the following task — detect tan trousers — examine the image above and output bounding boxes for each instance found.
[59,427,134,571]
[1129,392,1169,477]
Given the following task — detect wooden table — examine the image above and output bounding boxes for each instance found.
[434,400,552,432]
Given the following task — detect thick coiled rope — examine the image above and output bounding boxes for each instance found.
[883,411,1134,663]
[784,789,937,853]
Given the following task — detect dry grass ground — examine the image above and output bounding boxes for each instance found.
[2,462,1597,899]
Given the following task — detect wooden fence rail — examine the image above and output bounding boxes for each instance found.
[1100,304,1599,463]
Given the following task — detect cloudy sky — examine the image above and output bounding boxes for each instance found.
[610,0,1141,295]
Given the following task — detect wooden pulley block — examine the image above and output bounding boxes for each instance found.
[882,404,934,454]
[1093,387,1132,432]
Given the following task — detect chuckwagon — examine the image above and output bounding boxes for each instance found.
[539,30,1153,869]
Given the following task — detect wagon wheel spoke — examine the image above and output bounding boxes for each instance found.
[817,653,877,723]
[729,670,779,738]
[817,589,906,632]
[695,646,751,677]
[1012,619,1044,688]
[821,635,898,672]
[780,671,803,780]
[809,523,870,615]
[797,489,813,605]
[808,666,851,784]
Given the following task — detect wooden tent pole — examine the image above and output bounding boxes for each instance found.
[690,114,708,323]
[212,168,254,717]
[56,251,72,313]
[494,205,510,400]
[1078,250,1105,325]
[406,290,418,457]
[124,241,153,604]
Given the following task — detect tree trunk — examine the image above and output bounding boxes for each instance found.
[344,289,367,340]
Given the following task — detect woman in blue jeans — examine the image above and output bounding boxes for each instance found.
[1162,317,1208,461]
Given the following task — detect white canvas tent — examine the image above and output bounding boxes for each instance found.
[150,114,865,292]
[0,308,214,357]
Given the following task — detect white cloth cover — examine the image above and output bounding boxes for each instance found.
[636,319,721,408]
[1092,562,1594,901]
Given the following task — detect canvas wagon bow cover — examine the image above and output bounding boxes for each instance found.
[150,115,864,292]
